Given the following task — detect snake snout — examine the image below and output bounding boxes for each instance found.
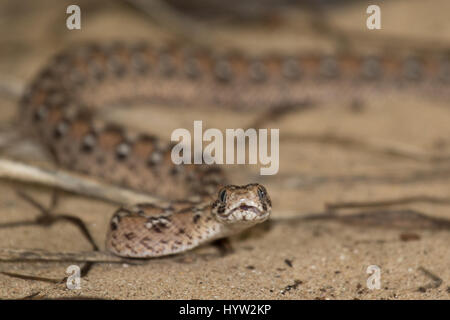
[231,203,264,217]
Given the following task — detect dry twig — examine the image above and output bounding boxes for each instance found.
[0,158,168,206]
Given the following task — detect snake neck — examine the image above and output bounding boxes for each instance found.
[105,184,271,258]
[106,202,227,258]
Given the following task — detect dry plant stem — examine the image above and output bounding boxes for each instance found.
[418,267,443,290]
[0,158,168,207]
[0,271,62,284]
[2,158,450,221]
[126,0,230,46]
[0,248,131,263]
[326,196,450,210]
[0,75,24,100]
[282,133,450,163]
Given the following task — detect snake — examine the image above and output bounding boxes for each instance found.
[19,42,449,257]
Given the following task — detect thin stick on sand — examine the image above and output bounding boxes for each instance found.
[0,158,168,207]
[0,248,128,263]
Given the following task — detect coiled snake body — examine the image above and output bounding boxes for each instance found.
[19,42,449,257]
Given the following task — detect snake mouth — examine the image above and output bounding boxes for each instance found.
[230,204,263,216]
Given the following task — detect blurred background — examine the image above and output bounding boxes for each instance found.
[1,0,449,214]
[0,0,449,299]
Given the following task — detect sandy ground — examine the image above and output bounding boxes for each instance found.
[0,0,449,299]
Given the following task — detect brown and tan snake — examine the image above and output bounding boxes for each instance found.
[19,42,449,257]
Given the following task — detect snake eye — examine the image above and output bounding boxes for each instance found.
[219,189,227,203]
[257,186,266,200]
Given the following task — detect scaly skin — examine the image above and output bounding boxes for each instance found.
[106,184,271,258]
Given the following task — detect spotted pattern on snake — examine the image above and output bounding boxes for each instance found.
[19,42,449,257]
[107,184,271,257]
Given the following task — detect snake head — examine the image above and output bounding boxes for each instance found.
[211,183,272,225]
